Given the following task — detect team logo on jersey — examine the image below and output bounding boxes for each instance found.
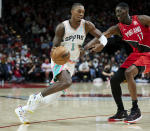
[125,26,141,37]
[65,35,84,42]
[123,28,126,31]
[133,21,138,26]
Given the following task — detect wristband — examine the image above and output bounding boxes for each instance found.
[98,35,108,46]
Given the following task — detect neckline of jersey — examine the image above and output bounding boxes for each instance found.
[68,19,82,31]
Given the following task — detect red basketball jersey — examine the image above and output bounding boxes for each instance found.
[118,15,150,53]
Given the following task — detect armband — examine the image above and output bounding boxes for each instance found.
[98,35,108,46]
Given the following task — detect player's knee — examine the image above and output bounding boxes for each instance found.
[125,69,132,79]
[64,79,72,88]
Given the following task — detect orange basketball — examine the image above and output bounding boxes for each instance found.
[51,46,70,65]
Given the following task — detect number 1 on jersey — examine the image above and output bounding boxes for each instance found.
[71,43,75,51]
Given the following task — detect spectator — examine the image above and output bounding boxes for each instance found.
[41,58,52,83]
[5,58,14,80]
[0,60,5,81]
[27,62,43,82]
[9,64,25,83]
[78,59,90,82]
[101,64,114,81]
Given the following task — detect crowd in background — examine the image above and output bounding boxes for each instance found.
[0,46,127,83]
[0,0,150,83]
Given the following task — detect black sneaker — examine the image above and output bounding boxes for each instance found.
[124,108,142,123]
[108,110,128,122]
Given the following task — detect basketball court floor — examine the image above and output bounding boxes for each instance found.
[0,82,150,131]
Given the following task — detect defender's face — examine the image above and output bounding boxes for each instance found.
[72,6,85,22]
[115,6,128,23]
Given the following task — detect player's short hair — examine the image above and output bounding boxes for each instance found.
[116,2,129,10]
[71,3,84,10]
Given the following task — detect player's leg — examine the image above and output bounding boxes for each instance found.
[27,70,72,111]
[41,70,72,97]
[27,70,71,110]
[108,68,128,122]
[40,70,72,106]
[125,65,139,102]
[15,106,30,124]
[124,64,142,123]
[108,52,144,122]
[15,70,72,123]
[123,54,150,123]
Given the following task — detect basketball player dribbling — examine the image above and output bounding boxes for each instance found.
[85,2,150,123]
[15,3,107,123]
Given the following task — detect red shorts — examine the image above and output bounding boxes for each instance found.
[120,52,150,74]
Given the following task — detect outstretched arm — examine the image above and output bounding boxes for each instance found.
[103,24,121,38]
[85,24,121,52]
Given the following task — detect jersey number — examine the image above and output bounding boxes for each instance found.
[137,32,143,41]
[71,43,75,51]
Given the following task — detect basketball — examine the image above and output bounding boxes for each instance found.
[51,46,70,65]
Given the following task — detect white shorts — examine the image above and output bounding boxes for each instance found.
[51,59,76,82]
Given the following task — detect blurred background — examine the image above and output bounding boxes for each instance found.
[0,0,149,84]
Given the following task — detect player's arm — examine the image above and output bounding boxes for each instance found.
[52,23,65,48]
[78,21,102,57]
[85,21,102,38]
[84,21,102,49]
[102,71,114,77]
[85,24,121,52]
[103,24,121,38]
[138,15,150,27]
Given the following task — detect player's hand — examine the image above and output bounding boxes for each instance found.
[90,43,104,53]
[51,47,56,51]
[50,47,57,56]
[79,45,85,58]
[84,44,91,50]
[84,38,99,50]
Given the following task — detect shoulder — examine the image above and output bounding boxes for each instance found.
[85,20,95,28]
[54,22,65,36]
[137,15,148,20]
[137,15,150,26]
[84,20,95,33]
[55,22,65,32]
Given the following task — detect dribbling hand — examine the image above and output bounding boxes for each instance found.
[90,43,104,53]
